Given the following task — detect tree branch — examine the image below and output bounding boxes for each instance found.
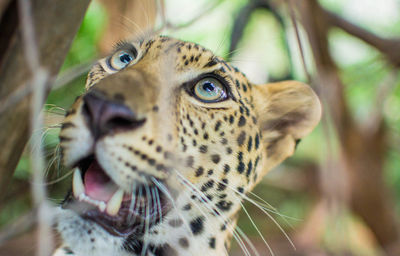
[322,7,400,67]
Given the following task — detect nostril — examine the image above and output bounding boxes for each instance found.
[82,92,145,138]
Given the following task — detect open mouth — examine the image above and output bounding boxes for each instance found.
[62,155,169,237]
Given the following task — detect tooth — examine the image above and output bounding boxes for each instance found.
[78,193,85,201]
[98,201,106,212]
[73,168,85,198]
[106,188,124,216]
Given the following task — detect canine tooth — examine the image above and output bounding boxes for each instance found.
[73,168,85,198]
[78,193,85,201]
[98,201,106,212]
[106,188,124,216]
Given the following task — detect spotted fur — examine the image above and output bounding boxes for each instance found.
[55,35,321,256]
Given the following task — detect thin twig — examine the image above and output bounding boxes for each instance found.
[156,0,223,32]
[17,0,54,256]
[285,0,312,83]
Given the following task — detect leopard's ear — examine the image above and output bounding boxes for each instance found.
[252,81,321,172]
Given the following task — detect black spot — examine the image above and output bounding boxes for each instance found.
[195,167,204,177]
[211,154,220,164]
[201,180,214,192]
[148,158,156,165]
[247,136,253,151]
[215,121,221,131]
[238,116,246,127]
[220,224,227,231]
[156,146,162,152]
[183,204,191,211]
[252,116,257,124]
[237,162,245,174]
[209,237,216,249]
[246,160,253,177]
[238,152,243,161]
[203,133,209,140]
[221,138,228,145]
[226,147,232,154]
[217,179,228,191]
[255,134,260,149]
[223,164,230,174]
[216,200,233,211]
[207,169,214,176]
[237,131,246,146]
[243,83,248,92]
[190,217,204,235]
[254,156,260,169]
[229,115,234,124]
[184,60,189,65]
[237,187,244,193]
[204,59,218,68]
[179,238,189,248]
[199,145,208,153]
[235,79,240,89]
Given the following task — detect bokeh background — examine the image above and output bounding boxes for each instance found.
[1,0,400,255]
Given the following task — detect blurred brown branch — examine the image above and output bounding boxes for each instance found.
[288,0,400,254]
[322,8,400,67]
[0,0,90,226]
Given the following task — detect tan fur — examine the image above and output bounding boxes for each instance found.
[55,36,321,256]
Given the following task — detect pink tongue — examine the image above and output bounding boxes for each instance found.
[84,161,118,202]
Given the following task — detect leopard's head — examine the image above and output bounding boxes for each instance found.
[56,35,321,256]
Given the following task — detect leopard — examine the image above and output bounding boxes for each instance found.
[53,35,321,256]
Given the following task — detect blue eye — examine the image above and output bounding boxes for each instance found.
[193,77,227,102]
[109,50,135,70]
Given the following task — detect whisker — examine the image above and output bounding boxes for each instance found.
[142,182,152,256]
[151,178,193,237]
[173,169,256,256]
[240,202,275,256]
[180,184,252,256]
[208,176,296,250]
[127,186,137,224]
[43,168,74,186]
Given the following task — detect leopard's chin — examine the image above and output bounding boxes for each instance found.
[62,155,171,237]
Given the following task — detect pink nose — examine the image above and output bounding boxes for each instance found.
[82,91,145,139]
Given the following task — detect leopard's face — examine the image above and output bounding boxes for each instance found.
[56,36,321,256]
